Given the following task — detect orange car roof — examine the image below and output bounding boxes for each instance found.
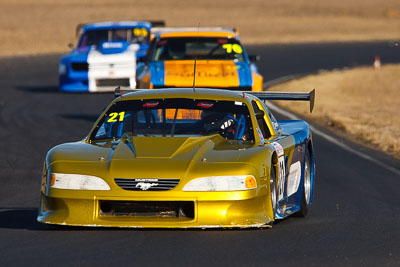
[152,27,238,39]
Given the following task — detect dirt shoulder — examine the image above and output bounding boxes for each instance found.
[268,64,400,159]
[1,0,400,56]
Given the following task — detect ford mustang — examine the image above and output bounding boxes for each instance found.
[38,88,315,228]
[59,21,163,92]
[136,27,263,91]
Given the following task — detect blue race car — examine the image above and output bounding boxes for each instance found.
[59,21,163,92]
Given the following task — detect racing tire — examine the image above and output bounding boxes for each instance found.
[269,164,277,222]
[297,150,312,217]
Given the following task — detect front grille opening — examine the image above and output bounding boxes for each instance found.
[114,178,180,191]
[99,200,195,219]
[71,62,89,71]
[96,78,130,87]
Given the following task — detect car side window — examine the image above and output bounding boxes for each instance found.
[145,38,157,63]
[252,100,271,139]
[260,101,281,133]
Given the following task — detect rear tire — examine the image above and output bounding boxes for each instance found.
[297,150,312,217]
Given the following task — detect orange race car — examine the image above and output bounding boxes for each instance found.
[136,27,263,91]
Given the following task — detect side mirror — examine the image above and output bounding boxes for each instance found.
[249,55,260,62]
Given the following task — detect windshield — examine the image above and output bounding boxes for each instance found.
[78,27,149,47]
[151,37,246,61]
[91,98,254,141]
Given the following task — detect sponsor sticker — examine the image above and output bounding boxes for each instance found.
[143,101,159,108]
[134,179,159,182]
[271,142,284,157]
[197,102,214,108]
[256,128,264,144]
[103,42,123,49]
[286,161,301,197]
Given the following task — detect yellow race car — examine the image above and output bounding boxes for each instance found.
[136,27,263,91]
[38,88,315,228]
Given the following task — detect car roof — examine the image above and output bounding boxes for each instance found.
[82,21,152,31]
[152,27,238,39]
[116,88,256,103]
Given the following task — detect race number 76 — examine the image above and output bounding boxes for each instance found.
[277,156,286,201]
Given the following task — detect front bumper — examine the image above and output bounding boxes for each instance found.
[38,188,273,228]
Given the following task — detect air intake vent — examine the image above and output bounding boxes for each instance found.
[99,200,194,219]
[71,62,88,71]
[96,78,130,87]
[115,178,180,191]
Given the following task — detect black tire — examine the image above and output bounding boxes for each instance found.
[269,164,277,222]
[297,150,312,217]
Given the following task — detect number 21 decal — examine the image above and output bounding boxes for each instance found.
[107,112,125,123]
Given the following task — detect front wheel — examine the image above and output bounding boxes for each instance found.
[297,151,312,217]
[269,164,277,222]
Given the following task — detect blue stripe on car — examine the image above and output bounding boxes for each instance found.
[150,62,165,87]
[235,62,253,87]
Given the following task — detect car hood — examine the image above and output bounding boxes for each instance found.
[162,60,251,88]
[47,135,266,181]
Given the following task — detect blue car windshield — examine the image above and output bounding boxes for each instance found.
[91,98,254,141]
[78,27,149,47]
[151,37,247,61]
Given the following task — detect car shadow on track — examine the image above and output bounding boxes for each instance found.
[0,207,301,231]
[0,207,47,230]
[15,85,59,93]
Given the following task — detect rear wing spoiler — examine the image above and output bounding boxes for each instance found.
[246,89,315,113]
[147,20,165,27]
[114,87,143,97]
[114,87,315,113]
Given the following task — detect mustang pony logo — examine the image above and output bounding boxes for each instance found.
[135,182,159,190]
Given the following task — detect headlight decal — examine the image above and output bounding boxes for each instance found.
[59,63,67,75]
[182,175,257,192]
[50,173,110,190]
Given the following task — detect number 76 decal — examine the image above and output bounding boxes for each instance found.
[271,142,286,201]
[222,44,243,54]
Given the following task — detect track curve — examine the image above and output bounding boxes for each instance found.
[0,41,399,266]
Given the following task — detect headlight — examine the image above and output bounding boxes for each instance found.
[182,175,257,191]
[49,173,110,190]
[59,63,67,75]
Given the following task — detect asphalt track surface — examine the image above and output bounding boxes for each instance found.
[1,41,400,266]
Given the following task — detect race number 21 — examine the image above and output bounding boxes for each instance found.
[107,112,125,123]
